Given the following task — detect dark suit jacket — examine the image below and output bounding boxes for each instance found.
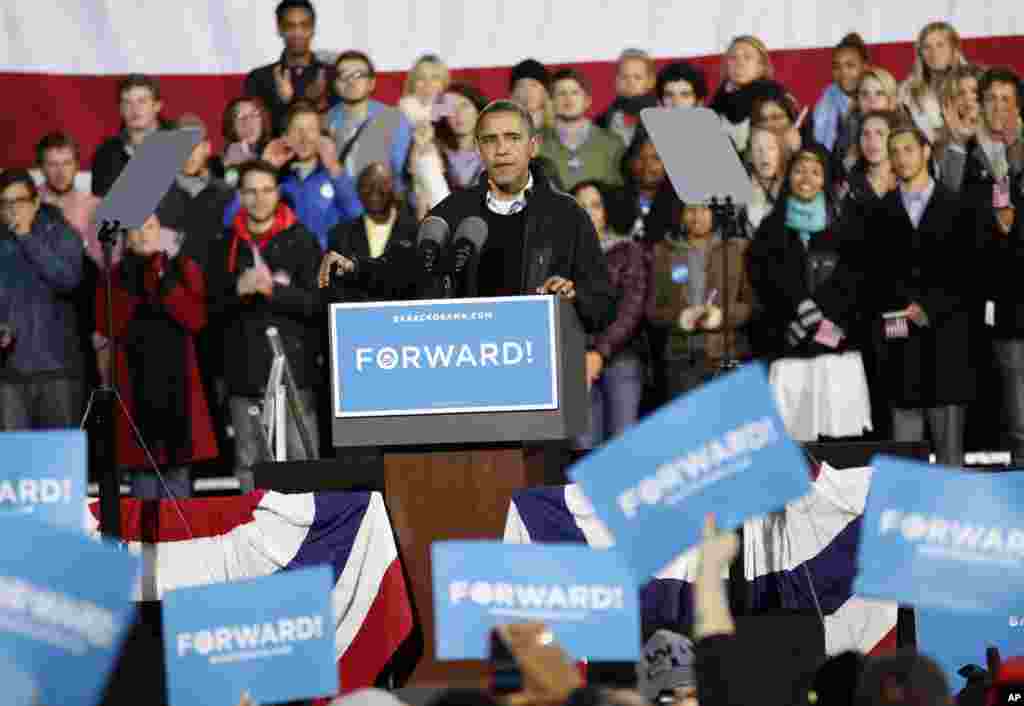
[323,206,420,303]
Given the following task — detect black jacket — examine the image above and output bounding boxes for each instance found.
[244,53,339,135]
[90,135,132,198]
[209,222,322,396]
[982,171,1024,338]
[155,178,235,273]
[323,207,420,303]
[863,183,980,406]
[424,167,617,334]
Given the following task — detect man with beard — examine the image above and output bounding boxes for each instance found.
[323,51,412,195]
[865,126,979,466]
[539,69,625,191]
[244,0,338,134]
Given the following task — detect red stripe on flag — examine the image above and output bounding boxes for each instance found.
[868,626,899,655]
[88,490,267,543]
[336,558,415,693]
[4,36,1023,170]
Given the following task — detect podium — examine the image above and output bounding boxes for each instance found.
[328,295,587,683]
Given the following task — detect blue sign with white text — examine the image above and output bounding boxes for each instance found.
[432,541,641,661]
[570,363,810,580]
[855,456,1024,615]
[0,514,139,706]
[916,608,1024,690]
[162,565,338,706]
[330,296,559,416]
[0,430,87,531]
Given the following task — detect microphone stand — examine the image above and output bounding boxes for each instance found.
[708,196,742,375]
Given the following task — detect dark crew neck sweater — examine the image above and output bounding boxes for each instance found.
[478,207,528,298]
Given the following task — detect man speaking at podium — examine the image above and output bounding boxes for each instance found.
[424,99,617,335]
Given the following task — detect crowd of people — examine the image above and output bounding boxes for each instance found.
[2,0,1023,495]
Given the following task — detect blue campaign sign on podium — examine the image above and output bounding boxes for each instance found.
[0,430,87,531]
[329,296,559,417]
[570,363,810,580]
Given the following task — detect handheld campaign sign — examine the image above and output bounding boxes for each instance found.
[162,565,337,706]
[916,608,1024,689]
[330,296,559,417]
[432,541,641,661]
[0,430,87,531]
[0,514,139,706]
[855,455,1024,614]
[571,363,809,580]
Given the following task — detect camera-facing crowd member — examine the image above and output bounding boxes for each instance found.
[836,110,900,222]
[399,53,450,127]
[325,50,413,193]
[813,33,870,151]
[244,0,337,134]
[744,125,790,234]
[319,162,419,303]
[656,61,708,110]
[708,35,779,153]
[211,160,322,493]
[898,21,970,144]
[510,58,554,132]
[606,126,668,240]
[215,96,273,186]
[750,145,872,442]
[751,93,812,156]
[426,99,616,333]
[95,213,215,499]
[540,69,626,191]
[571,180,647,449]
[0,170,84,431]
[865,126,980,466]
[36,132,102,266]
[834,66,901,179]
[596,49,659,148]
[91,73,168,198]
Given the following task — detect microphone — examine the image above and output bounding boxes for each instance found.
[417,215,450,274]
[450,216,489,274]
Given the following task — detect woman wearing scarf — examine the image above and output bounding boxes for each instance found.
[749,145,872,442]
[708,35,788,154]
[95,214,216,499]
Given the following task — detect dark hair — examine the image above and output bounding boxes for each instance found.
[425,688,498,706]
[550,68,592,96]
[237,159,281,187]
[656,61,708,102]
[776,143,837,222]
[118,73,161,102]
[434,82,489,151]
[751,94,798,126]
[335,49,376,77]
[0,169,39,200]
[275,0,315,24]
[475,99,537,138]
[283,99,321,131]
[35,131,80,165]
[619,124,658,185]
[980,66,1022,103]
[835,32,870,63]
[222,95,273,143]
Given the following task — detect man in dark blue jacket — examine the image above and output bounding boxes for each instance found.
[0,170,84,429]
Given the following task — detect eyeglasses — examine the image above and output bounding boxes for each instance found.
[0,196,34,210]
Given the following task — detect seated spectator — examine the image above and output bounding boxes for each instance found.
[91,73,167,197]
[571,180,647,450]
[607,126,667,240]
[866,126,979,465]
[745,125,789,235]
[656,61,708,109]
[709,35,779,153]
[406,82,490,219]
[510,58,553,131]
[214,96,273,186]
[813,33,870,151]
[36,132,102,265]
[324,50,412,194]
[750,145,872,442]
[0,170,84,431]
[751,92,813,156]
[95,213,215,499]
[540,69,626,190]
[899,21,970,143]
[835,66,901,178]
[398,53,450,127]
[319,162,419,302]
[256,100,362,250]
[244,0,337,134]
[210,160,321,493]
[596,49,660,146]
[647,197,753,399]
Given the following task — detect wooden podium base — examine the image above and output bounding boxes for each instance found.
[382,444,553,684]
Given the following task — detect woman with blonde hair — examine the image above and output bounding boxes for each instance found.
[709,35,786,153]
[398,54,451,126]
[898,22,969,142]
[834,66,900,177]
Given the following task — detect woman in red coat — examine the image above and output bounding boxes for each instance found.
[95,214,217,499]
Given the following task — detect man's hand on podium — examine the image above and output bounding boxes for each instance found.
[538,276,575,300]
[585,351,603,389]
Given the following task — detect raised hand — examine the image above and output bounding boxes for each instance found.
[273,64,295,103]
[262,138,295,169]
[943,97,974,145]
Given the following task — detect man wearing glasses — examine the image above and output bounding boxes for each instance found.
[0,170,84,430]
[324,50,413,195]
